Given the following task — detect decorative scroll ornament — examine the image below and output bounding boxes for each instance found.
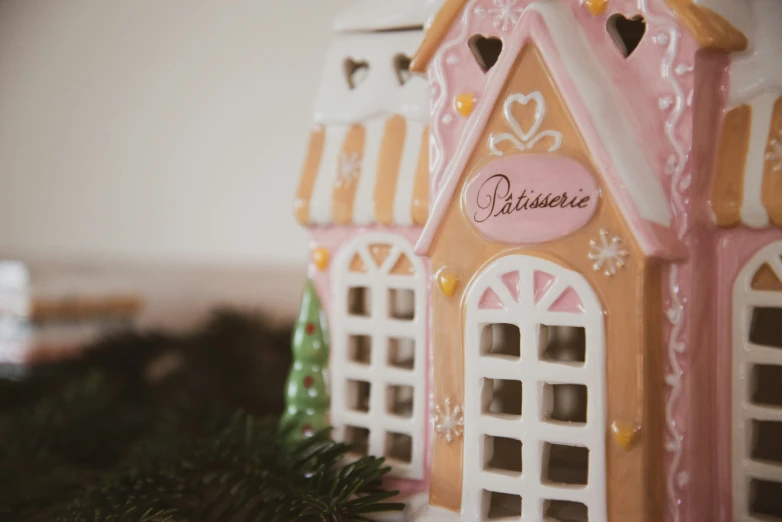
[489,92,563,156]
[588,229,630,277]
[767,130,782,172]
[434,398,464,442]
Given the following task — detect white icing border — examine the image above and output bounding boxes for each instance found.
[638,1,694,521]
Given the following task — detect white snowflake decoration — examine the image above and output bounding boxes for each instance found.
[588,229,630,277]
[489,0,523,32]
[336,152,361,187]
[766,130,782,173]
[434,398,464,443]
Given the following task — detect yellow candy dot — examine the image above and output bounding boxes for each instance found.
[312,248,329,271]
[611,421,640,450]
[455,93,475,117]
[437,271,460,297]
[583,0,608,16]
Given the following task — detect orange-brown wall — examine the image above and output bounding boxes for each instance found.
[426,45,666,522]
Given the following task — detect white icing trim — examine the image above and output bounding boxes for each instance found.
[428,0,485,193]
[353,118,386,225]
[333,0,444,33]
[540,3,672,228]
[728,1,781,106]
[635,1,694,520]
[741,93,776,228]
[313,31,430,125]
[394,122,427,226]
[416,2,676,257]
[310,124,349,225]
[725,0,782,228]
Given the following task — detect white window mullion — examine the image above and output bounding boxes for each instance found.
[534,362,589,385]
[331,232,426,481]
[746,460,782,483]
[480,359,524,381]
[745,343,782,365]
[480,417,524,439]
[463,255,606,522]
[538,483,590,503]
[746,404,782,422]
[478,472,524,495]
[343,411,371,427]
[732,241,782,522]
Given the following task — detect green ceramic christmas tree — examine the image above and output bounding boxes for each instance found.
[283,280,329,439]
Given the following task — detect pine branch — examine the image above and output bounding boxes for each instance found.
[0,311,403,522]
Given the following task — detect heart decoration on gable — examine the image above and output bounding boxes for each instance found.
[344,58,370,90]
[489,91,564,155]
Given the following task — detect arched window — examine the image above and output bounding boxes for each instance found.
[733,241,782,521]
[330,233,427,480]
[462,255,607,521]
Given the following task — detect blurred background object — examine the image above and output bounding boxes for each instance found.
[0,0,357,355]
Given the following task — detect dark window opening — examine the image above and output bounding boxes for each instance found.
[485,491,522,519]
[540,324,586,364]
[482,378,522,417]
[752,420,782,465]
[344,426,369,457]
[752,364,782,407]
[750,307,782,348]
[347,287,371,316]
[385,432,412,463]
[348,335,371,365]
[543,383,588,424]
[750,479,782,519]
[481,323,521,359]
[545,500,589,522]
[346,380,371,413]
[543,443,589,486]
[484,435,522,474]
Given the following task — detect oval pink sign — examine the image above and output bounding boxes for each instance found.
[464,155,599,244]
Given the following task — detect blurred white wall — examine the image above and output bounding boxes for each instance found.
[0,0,356,267]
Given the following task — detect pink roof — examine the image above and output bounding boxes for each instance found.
[415,2,685,259]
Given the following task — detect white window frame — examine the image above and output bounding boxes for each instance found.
[331,232,427,480]
[732,241,782,522]
[462,255,607,521]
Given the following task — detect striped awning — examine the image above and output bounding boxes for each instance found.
[711,93,782,228]
[294,115,429,227]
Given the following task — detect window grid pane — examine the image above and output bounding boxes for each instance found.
[733,244,782,521]
[331,238,426,482]
[463,258,606,521]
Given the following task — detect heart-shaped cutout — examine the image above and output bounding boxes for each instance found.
[394,54,413,86]
[344,58,370,90]
[468,34,503,73]
[606,14,646,58]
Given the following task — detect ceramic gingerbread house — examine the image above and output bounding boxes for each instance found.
[292,0,440,493]
[292,0,782,520]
